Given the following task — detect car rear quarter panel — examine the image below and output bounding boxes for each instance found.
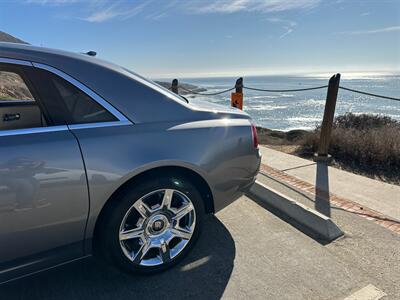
[71,118,260,243]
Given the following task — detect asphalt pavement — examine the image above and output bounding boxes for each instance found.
[1,196,398,300]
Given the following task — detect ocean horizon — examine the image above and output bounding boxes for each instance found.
[157,74,400,131]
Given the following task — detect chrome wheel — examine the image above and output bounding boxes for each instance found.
[119,189,196,267]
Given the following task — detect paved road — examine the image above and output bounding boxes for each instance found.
[1,196,399,300]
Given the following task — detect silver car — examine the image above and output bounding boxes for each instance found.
[0,42,260,283]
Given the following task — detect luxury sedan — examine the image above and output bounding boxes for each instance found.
[0,42,260,283]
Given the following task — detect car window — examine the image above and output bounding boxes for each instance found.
[122,67,189,103]
[0,71,34,102]
[0,68,48,131]
[50,74,117,124]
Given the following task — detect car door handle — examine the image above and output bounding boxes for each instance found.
[3,113,21,122]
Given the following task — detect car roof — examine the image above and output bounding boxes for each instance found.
[0,42,96,61]
[0,42,193,124]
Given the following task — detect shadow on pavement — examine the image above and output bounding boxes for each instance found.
[315,162,331,217]
[0,215,235,300]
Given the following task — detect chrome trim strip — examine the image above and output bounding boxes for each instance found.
[32,62,130,123]
[0,125,68,137]
[0,100,36,106]
[0,57,33,66]
[68,120,131,130]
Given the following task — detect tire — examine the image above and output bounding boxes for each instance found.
[97,175,205,274]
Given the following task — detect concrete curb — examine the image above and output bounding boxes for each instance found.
[247,180,344,241]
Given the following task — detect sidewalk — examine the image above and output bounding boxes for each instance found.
[258,146,400,223]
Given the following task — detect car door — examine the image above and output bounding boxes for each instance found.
[0,59,89,282]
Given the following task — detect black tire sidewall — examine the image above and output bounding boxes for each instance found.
[99,175,205,274]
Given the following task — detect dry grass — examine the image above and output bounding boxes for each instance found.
[256,127,309,146]
[297,113,400,183]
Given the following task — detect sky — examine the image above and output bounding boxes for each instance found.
[0,0,399,78]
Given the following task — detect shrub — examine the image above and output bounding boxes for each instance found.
[298,113,400,182]
[333,113,399,130]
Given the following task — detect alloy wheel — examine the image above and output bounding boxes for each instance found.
[119,189,196,266]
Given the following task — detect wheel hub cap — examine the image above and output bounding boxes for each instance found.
[147,214,169,235]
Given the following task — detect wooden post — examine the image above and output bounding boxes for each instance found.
[315,73,341,162]
[231,77,243,110]
[171,79,178,94]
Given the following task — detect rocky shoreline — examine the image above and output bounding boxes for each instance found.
[155,81,207,95]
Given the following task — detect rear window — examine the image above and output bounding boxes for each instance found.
[122,67,189,103]
[50,74,117,124]
[0,71,34,101]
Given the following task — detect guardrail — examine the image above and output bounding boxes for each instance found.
[169,75,399,163]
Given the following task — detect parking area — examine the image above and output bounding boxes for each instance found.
[1,196,399,300]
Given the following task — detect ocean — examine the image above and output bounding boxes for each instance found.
[175,74,400,131]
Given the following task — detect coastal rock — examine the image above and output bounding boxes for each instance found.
[155,81,207,95]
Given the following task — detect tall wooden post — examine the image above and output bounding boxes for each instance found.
[231,77,243,110]
[171,79,178,94]
[315,73,341,162]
